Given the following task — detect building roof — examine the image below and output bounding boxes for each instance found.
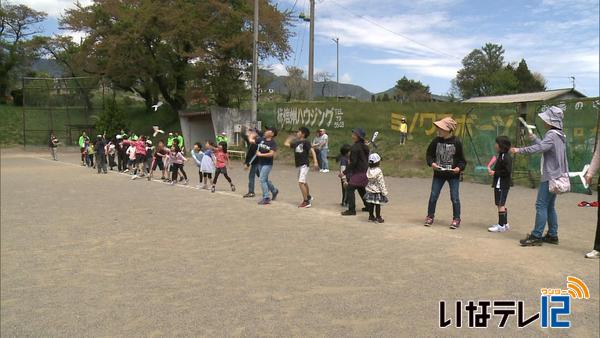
[462,88,586,104]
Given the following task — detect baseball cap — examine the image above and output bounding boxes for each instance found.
[368,153,381,163]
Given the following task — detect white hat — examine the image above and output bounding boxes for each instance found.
[368,153,381,164]
[538,106,564,129]
[221,131,227,135]
[146,140,153,145]
[116,134,122,140]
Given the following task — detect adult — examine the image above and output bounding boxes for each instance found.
[316,129,329,172]
[511,106,568,247]
[250,127,279,205]
[166,133,175,148]
[175,132,185,153]
[216,131,228,144]
[94,134,108,174]
[78,131,89,166]
[242,128,261,198]
[399,117,408,145]
[116,134,127,172]
[584,138,600,259]
[48,132,59,161]
[341,128,370,216]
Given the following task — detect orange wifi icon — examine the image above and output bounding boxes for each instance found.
[566,276,590,300]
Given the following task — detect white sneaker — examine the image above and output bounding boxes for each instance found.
[322,169,329,173]
[319,169,324,172]
[585,250,600,259]
[488,224,510,232]
[131,175,137,180]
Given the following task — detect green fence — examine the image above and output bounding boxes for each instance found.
[258,98,599,193]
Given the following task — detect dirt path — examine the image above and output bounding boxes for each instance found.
[1,150,598,336]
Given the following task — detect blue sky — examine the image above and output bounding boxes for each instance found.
[21,0,600,96]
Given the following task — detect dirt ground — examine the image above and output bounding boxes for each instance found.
[1,148,599,337]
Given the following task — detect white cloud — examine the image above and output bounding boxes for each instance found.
[340,73,352,83]
[268,63,288,76]
[14,0,93,17]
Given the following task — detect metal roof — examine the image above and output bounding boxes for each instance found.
[462,88,586,104]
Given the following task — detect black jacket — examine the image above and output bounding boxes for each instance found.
[344,140,369,176]
[242,133,260,165]
[492,152,512,190]
[426,136,467,178]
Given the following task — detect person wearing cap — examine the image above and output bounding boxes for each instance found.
[399,117,408,145]
[48,131,59,161]
[78,131,89,166]
[341,128,370,216]
[511,106,569,247]
[216,131,229,145]
[424,117,467,229]
[249,127,280,205]
[584,138,600,259]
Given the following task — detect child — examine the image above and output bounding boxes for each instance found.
[150,140,169,181]
[143,140,154,180]
[424,117,467,229]
[126,143,136,173]
[107,140,116,170]
[87,141,95,168]
[488,136,513,233]
[169,145,187,185]
[364,153,388,223]
[338,144,351,207]
[191,142,204,187]
[211,141,236,193]
[284,127,319,208]
[200,141,216,189]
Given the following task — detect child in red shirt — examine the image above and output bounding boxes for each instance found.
[211,141,235,193]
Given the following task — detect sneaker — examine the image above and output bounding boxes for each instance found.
[341,210,356,216]
[183,179,188,185]
[542,233,559,245]
[585,250,600,259]
[258,198,271,205]
[271,189,279,201]
[488,224,510,233]
[211,186,216,193]
[243,192,255,198]
[170,181,176,186]
[368,215,377,222]
[147,176,151,181]
[424,217,434,227]
[124,169,129,173]
[131,175,137,180]
[308,195,313,202]
[450,219,461,229]
[520,234,543,246]
[230,184,236,192]
[375,216,385,223]
[319,169,324,173]
[298,201,312,208]
[322,169,329,173]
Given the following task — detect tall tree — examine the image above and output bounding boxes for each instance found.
[0,3,47,98]
[61,0,292,111]
[284,66,307,101]
[394,76,431,102]
[455,43,545,99]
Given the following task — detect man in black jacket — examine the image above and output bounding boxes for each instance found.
[242,128,261,198]
[342,128,370,216]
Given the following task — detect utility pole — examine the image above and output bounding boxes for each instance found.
[332,37,339,101]
[569,76,576,89]
[308,0,315,100]
[251,0,259,121]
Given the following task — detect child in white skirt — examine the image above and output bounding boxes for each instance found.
[364,153,388,223]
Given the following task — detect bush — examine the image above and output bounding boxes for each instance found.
[10,89,23,106]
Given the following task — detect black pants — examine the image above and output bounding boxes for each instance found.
[595,188,600,251]
[341,180,347,204]
[367,203,381,218]
[346,184,366,212]
[108,154,116,169]
[178,166,187,180]
[117,152,126,171]
[213,167,232,185]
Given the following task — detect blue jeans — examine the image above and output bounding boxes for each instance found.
[532,181,558,238]
[259,165,277,199]
[320,148,329,170]
[427,175,461,219]
[247,163,259,193]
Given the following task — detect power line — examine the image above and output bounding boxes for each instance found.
[327,0,460,60]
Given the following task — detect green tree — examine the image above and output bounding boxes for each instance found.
[0,3,47,99]
[394,76,431,102]
[284,66,308,101]
[455,43,545,99]
[95,100,127,137]
[61,0,292,110]
[370,94,375,102]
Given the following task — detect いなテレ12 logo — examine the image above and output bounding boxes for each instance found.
[439,276,591,329]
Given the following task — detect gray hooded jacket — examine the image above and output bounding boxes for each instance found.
[518,129,569,182]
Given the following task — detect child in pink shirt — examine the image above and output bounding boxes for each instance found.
[211,141,235,193]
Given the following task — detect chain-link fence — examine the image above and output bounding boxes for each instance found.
[21,77,103,147]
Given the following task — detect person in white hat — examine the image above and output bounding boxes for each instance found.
[511,106,569,247]
[364,153,388,223]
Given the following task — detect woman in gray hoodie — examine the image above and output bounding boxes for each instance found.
[584,139,599,258]
[511,106,568,246]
